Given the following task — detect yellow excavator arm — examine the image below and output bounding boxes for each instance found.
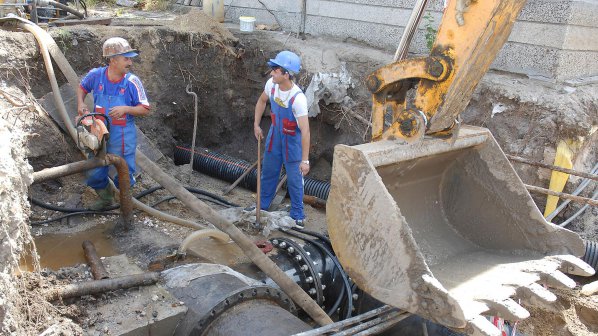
[367,0,527,141]
[327,1,595,335]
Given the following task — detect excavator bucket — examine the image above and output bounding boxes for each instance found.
[327,126,594,336]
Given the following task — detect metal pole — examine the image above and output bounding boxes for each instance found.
[393,0,429,62]
[293,306,394,336]
[46,272,159,301]
[222,160,258,195]
[82,240,109,280]
[185,84,199,182]
[507,154,598,182]
[525,184,598,207]
[256,138,262,226]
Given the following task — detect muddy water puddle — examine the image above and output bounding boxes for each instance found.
[20,223,118,271]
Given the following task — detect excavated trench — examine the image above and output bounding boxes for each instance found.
[18,19,361,182]
[1,9,598,336]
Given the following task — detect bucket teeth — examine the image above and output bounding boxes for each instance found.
[515,283,557,307]
[550,254,595,276]
[478,298,529,321]
[464,315,502,336]
[539,270,576,289]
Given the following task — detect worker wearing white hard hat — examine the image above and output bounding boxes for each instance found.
[76,37,150,211]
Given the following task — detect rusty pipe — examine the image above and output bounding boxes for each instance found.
[46,272,160,301]
[82,240,109,280]
[32,157,106,184]
[106,154,133,230]
[31,155,133,229]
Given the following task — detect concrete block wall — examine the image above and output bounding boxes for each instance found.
[219,0,598,81]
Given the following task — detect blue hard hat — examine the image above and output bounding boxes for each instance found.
[267,51,301,75]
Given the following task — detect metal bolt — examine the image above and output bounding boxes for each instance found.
[306,251,311,256]
[352,293,359,300]
[318,273,323,278]
[272,239,279,246]
[279,242,287,248]
[306,277,314,283]
[287,247,295,254]
[294,255,303,261]
[300,265,309,271]
[321,285,326,290]
[308,288,317,295]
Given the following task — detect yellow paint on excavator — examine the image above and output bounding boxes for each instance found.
[327,126,593,335]
[327,0,595,334]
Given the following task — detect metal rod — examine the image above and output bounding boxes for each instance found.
[222,160,258,195]
[507,154,598,181]
[32,157,106,184]
[393,0,429,61]
[353,313,410,336]
[31,0,38,24]
[46,272,160,301]
[256,138,262,226]
[82,240,109,280]
[525,184,598,207]
[332,310,404,336]
[185,84,199,182]
[293,306,394,336]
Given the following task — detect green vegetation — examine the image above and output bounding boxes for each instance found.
[423,12,437,51]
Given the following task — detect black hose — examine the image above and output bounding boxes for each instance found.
[174,146,331,200]
[29,185,238,213]
[31,211,119,226]
[150,195,235,208]
[583,240,598,271]
[292,227,332,248]
[283,229,353,319]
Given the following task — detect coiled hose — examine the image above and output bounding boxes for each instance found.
[174,146,331,200]
[583,240,598,271]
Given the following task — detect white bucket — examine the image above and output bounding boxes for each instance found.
[239,16,256,32]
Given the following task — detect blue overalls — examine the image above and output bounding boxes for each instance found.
[87,68,137,189]
[260,87,305,220]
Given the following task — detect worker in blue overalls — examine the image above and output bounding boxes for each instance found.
[77,37,150,210]
[253,51,311,228]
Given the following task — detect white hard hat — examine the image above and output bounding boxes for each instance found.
[102,37,138,58]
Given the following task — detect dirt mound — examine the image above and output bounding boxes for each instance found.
[169,8,236,42]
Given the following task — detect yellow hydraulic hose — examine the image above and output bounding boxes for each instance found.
[177,228,231,256]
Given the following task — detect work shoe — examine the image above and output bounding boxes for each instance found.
[90,187,115,211]
[294,219,305,229]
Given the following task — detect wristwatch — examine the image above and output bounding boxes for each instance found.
[301,160,310,165]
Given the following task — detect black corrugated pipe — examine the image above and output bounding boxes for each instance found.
[174,146,331,200]
[583,240,598,271]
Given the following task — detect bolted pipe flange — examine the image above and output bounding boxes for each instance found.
[192,285,297,335]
